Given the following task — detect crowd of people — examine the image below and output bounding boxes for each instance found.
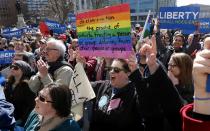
[0,20,210,131]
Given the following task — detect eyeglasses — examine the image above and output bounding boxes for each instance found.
[38,93,54,103]
[45,48,58,52]
[168,63,177,68]
[10,65,19,70]
[106,67,125,73]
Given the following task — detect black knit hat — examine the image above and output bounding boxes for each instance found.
[13,60,32,78]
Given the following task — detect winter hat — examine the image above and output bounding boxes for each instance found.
[13,60,32,78]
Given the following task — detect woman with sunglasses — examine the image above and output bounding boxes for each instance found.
[85,58,143,131]
[24,83,80,131]
[3,60,36,127]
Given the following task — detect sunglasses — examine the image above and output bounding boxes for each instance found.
[106,67,125,73]
[10,65,19,70]
[38,93,54,103]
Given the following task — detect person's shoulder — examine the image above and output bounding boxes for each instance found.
[54,117,81,131]
[58,65,73,72]
[91,80,110,87]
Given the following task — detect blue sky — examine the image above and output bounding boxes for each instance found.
[177,0,210,6]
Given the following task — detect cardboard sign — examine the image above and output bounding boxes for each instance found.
[76,3,132,58]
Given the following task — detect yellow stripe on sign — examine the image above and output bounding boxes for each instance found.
[77,20,131,33]
[76,12,131,26]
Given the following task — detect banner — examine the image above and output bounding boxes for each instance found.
[45,19,66,34]
[182,18,210,34]
[198,18,210,33]
[68,13,76,29]
[1,27,11,33]
[2,29,23,39]
[76,3,132,58]
[159,6,200,30]
[0,51,15,65]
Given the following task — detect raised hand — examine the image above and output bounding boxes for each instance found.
[127,50,138,73]
[139,35,158,74]
[37,58,48,78]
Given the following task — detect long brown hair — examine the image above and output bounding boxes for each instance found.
[171,53,193,86]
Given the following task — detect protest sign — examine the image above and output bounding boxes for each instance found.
[182,18,210,34]
[70,62,95,119]
[44,19,66,34]
[2,29,23,39]
[76,3,132,58]
[2,26,33,39]
[1,28,11,33]
[68,13,76,29]
[159,6,200,30]
[199,18,210,33]
[69,62,95,106]
[0,51,15,65]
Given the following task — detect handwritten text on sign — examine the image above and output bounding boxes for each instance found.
[76,3,132,58]
[69,63,95,106]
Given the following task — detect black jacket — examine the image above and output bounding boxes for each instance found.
[4,80,36,126]
[89,80,143,131]
[129,64,183,131]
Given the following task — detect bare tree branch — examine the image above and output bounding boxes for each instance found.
[46,0,74,23]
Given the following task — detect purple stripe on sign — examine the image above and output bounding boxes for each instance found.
[79,44,132,51]
[80,50,132,58]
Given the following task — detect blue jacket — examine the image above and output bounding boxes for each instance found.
[51,118,81,131]
[24,110,81,131]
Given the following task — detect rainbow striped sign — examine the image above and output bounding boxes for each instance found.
[76,3,132,58]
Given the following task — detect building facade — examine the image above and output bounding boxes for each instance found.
[24,0,48,22]
[0,0,17,27]
[74,0,177,26]
[186,4,210,18]
[73,0,93,13]
[130,0,176,25]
